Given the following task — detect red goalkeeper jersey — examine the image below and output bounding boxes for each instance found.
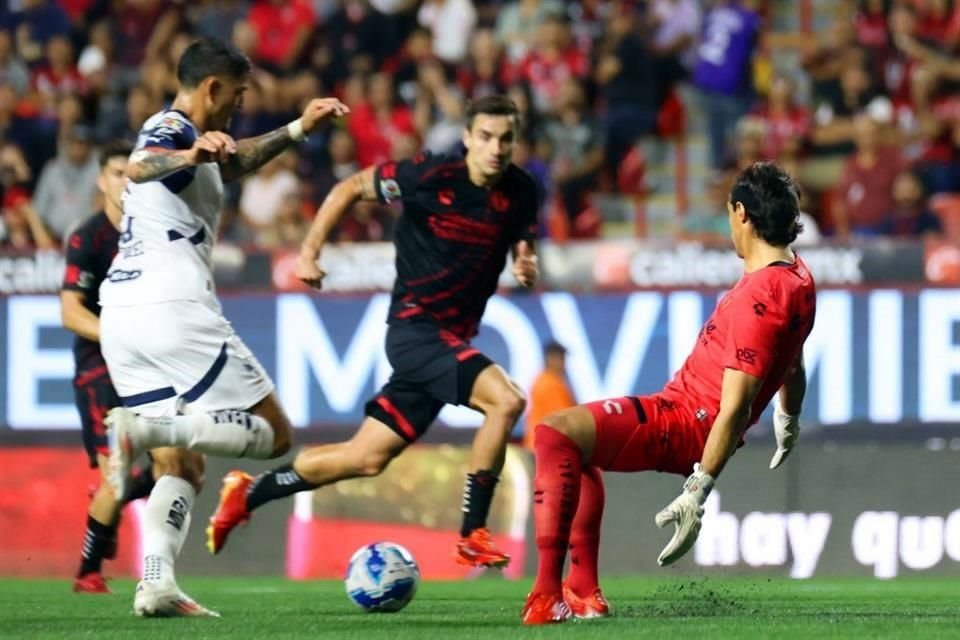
[663,255,817,428]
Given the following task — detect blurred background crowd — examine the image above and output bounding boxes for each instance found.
[0,0,958,252]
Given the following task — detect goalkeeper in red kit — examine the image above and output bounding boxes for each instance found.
[522,162,817,625]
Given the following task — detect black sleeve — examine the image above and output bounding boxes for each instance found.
[61,225,95,293]
[513,171,543,244]
[372,151,438,205]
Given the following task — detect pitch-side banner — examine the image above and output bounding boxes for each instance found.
[1,288,958,430]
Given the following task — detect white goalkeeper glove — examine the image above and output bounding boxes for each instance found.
[655,463,715,566]
[769,400,800,470]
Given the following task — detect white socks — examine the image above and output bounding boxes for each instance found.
[142,476,196,586]
[136,410,276,459]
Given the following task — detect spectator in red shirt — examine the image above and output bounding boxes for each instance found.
[751,73,810,161]
[247,0,316,73]
[113,0,181,69]
[833,114,909,238]
[347,73,416,167]
[855,0,890,53]
[0,143,53,250]
[879,169,944,237]
[458,29,509,101]
[31,35,84,114]
[515,14,588,114]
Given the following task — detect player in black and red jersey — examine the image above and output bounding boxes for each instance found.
[61,140,155,593]
[208,95,540,567]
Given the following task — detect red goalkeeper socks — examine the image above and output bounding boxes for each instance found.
[531,424,583,595]
[566,464,604,596]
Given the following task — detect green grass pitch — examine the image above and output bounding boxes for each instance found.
[2,576,957,639]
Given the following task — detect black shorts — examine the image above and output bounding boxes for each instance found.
[365,321,493,442]
[75,366,121,468]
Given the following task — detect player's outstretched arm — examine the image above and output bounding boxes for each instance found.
[219,98,349,183]
[295,166,377,289]
[655,368,761,566]
[770,353,806,469]
[60,290,100,342]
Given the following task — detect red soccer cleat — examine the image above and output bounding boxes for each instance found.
[563,582,611,619]
[206,470,253,555]
[73,572,112,594]
[521,591,571,625]
[455,527,511,568]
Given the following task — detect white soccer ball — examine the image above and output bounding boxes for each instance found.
[345,542,420,613]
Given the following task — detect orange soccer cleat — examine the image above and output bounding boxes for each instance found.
[562,582,611,619]
[455,527,511,568]
[205,471,253,555]
[73,572,112,594]
[521,591,571,625]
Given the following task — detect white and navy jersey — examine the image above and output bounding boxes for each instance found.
[100,109,224,307]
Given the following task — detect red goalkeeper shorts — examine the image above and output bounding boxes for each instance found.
[585,392,709,476]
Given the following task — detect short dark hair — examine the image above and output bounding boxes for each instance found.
[729,162,803,246]
[176,37,251,89]
[544,341,567,357]
[99,139,133,169]
[465,95,520,130]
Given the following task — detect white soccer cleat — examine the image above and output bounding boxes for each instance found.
[134,580,220,618]
[105,407,140,498]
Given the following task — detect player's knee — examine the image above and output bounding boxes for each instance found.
[356,450,393,477]
[493,388,527,421]
[540,409,576,438]
[152,451,205,493]
[271,425,292,457]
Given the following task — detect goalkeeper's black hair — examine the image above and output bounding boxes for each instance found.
[729,162,803,247]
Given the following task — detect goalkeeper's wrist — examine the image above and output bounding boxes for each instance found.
[287,118,306,142]
[683,463,715,504]
[776,395,802,418]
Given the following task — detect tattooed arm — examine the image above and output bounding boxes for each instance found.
[126,130,238,183]
[126,128,289,184]
[218,127,295,183]
[126,147,196,183]
[221,97,350,183]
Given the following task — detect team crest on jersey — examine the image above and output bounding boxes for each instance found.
[380,179,401,202]
[490,191,510,213]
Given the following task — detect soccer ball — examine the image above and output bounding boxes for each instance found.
[344,542,420,613]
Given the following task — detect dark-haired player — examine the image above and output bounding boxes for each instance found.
[97,37,347,616]
[522,162,817,624]
[208,95,542,569]
[62,141,156,594]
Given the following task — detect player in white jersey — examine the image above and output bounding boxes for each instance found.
[98,37,348,617]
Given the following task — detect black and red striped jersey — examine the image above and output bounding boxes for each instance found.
[373,151,541,339]
[61,211,118,373]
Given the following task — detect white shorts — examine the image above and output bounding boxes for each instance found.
[100,299,275,418]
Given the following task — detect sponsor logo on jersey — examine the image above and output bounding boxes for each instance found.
[107,269,142,283]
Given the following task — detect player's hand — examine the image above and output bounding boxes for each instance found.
[300,98,351,135]
[189,131,237,164]
[513,240,538,287]
[296,250,327,290]
[769,400,800,470]
[655,463,715,566]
